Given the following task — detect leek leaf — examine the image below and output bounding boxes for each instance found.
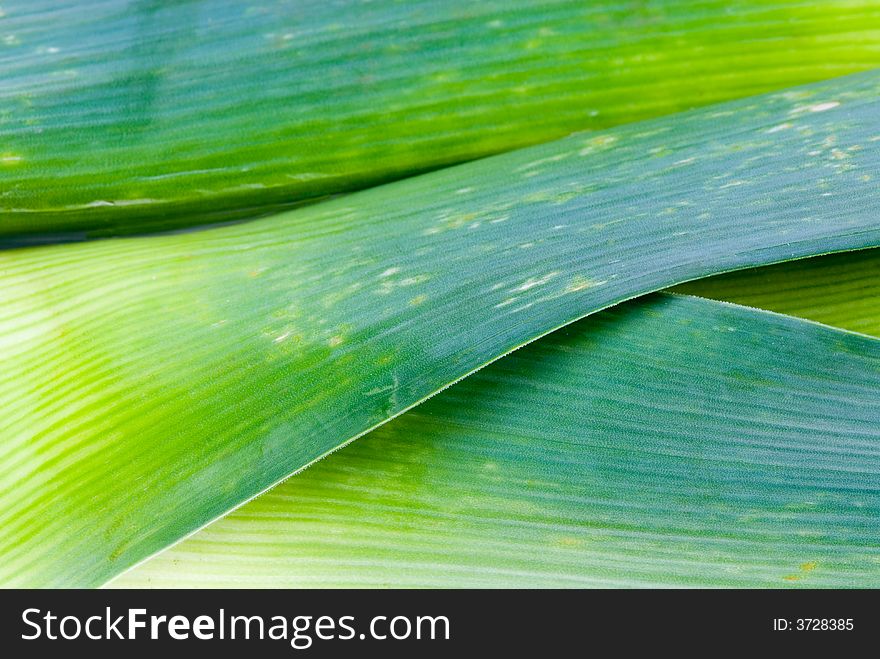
[114,294,880,588]
[675,248,880,337]
[4,0,880,239]
[3,72,880,586]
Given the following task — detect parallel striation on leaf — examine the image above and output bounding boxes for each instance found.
[3,0,880,238]
[3,72,880,586]
[115,294,880,588]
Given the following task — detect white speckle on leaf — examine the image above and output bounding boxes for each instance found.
[516,153,568,172]
[579,134,617,156]
[565,276,605,293]
[286,172,330,181]
[765,123,792,134]
[112,198,158,206]
[791,101,840,116]
[514,272,559,292]
[84,198,158,207]
[808,101,840,113]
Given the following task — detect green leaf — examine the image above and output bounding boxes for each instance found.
[674,248,880,337]
[113,293,880,588]
[4,0,880,240]
[3,71,880,587]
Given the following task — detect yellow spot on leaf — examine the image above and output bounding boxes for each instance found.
[579,134,618,156]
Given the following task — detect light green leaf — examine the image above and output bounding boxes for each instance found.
[113,293,880,588]
[4,0,880,240]
[3,71,880,587]
[675,248,880,337]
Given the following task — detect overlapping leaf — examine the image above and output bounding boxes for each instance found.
[114,293,880,588]
[116,247,880,588]
[2,72,880,587]
[676,248,880,337]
